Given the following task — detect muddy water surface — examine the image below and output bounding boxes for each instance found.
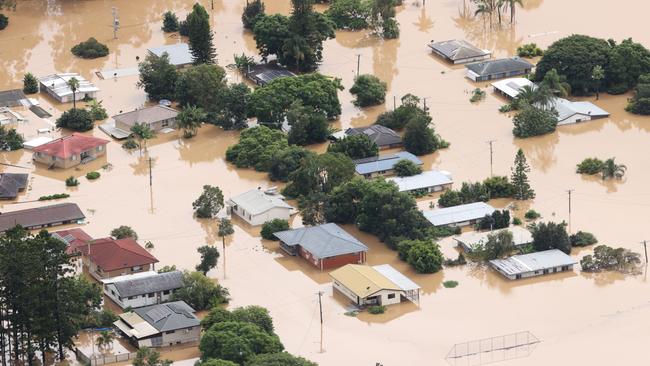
[2,0,650,365]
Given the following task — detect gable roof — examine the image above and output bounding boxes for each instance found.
[423,202,495,226]
[112,105,179,127]
[387,170,453,192]
[38,73,99,98]
[227,188,292,216]
[51,228,93,255]
[491,78,535,99]
[428,40,490,61]
[32,133,109,159]
[273,223,368,259]
[330,264,401,298]
[0,173,28,199]
[490,249,577,276]
[353,151,422,175]
[0,203,85,232]
[466,57,534,76]
[345,125,402,148]
[550,98,610,122]
[147,43,193,66]
[111,271,183,298]
[132,301,199,332]
[79,237,158,271]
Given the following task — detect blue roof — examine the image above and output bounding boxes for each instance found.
[353,151,422,175]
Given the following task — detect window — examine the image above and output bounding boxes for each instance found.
[132,265,142,272]
[71,155,76,161]
[165,330,175,334]
[148,293,155,298]
[162,120,169,127]
[387,294,396,299]
[51,156,56,161]
[163,290,170,295]
[128,296,136,300]
[97,145,103,151]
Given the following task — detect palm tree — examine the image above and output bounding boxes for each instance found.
[67,76,80,109]
[131,122,156,155]
[592,65,605,100]
[176,105,206,138]
[541,68,571,97]
[514,85,553,110]
[217,218,234,279]
[96,330,114,350]
[504,0,523,24]
[601,158,627,180]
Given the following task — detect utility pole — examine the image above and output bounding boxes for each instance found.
[422,97,429,113]
[641,240,648,264]
[148,157,153,187]
[566,189,574,234]
[486,140,496,177]
[356,54,361,78]
[112,7,120,40]
[393,95,397,110]
[317,291,324,353]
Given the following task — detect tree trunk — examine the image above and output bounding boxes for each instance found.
[222,236,227,279]
[72,91,76,109]
[510,2,515,24]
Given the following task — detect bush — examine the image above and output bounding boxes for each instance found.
[393,159,422,177]
[580,245,641,273]
[517,43,544,58]
[261,219,290,240]
[512,217,522,225]
[23,73,38,94]
[483,176,515,198]
[173,272,230,311]
[85,171,100,180]
[524,209,540,220]
[437,181,491,208]
[38,193,70,201]
[110,225,138,240]
[576,158,604,175]
[0,14,8,30]
[0,126,24,151]
[570,231,598,247]
[56,108,94,132]
[405,240,444,273]
[327,134,378,160]
[403,114,445,156]
[512,106,558,138]
[65,176,79,187]
[242,0,265,30]
[499,104,515,113]
[71,38,109,59]
[87,101,108,121]
[226,126,288,171]
[162,11,179,32]
[368,305,385,314]
[443,280,459,288]
[122,138,139,150]
[350,74,387,107]
[324,0,370,30]
[469,88,486,103]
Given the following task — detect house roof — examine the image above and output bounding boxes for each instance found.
[453,226,533,251]
[428,40,491,61]
[550,98,610,122]
[373,264,420,292]
[273,223,368,259]
[246,63,296,85]
[79,237,158,271]
[110,271,183,298]
[491,78,534,99]
[38,73,99,98]
[114,314,159,339]
[147,43,193,66]
[490,249,577,276]
[423,202,495,226]
[0,203,85,232]
[112,105,179,128]
[32,133,109,159]
[0,173,28,199]
[466,57,534,77]
[345,125,402,148]
[227,188,292,216]
[330,264,401,299]
[51,228,93,255]
[353,151,422,175]
[387,170,453,192]
[132,301,199,332]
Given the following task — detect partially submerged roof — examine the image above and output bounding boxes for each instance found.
[32,133,109,159]
[110,271,183,298]
[490,249,577,276]
[0,203,85,232]
[491,78,534,99]
[112,105,179,128]
[0,173,28,199]
[550,98,610,122]
[132,301,199,332]
[273,223,368,259]
[227,188,292,216]
[387,170,453,192]
[147,43,193,66]
[38,73,99,98]
[423,202,495,226]
[51,228,93,254]
[428,40,491,61]
[453,226,533,250]
[246,63,296,85]
[345,125,402,148]
[23,136,54,149]
[373,264,420,292]
[330,264,401,299]
[466,57,533,77]
[353,151,422,175]
[78,237,158,271]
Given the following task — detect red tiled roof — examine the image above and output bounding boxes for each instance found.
[51,228,93,255]
[79,237,158,271]
[32,133,109,159]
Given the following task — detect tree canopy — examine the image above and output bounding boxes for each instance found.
[268,146,315,182]
[403,113,446,156]
[226,126,289,171]
[0,126,24,151]
[246,352,318,366]
[196,245,220,275]
[327,134,378,160]
[137,52,179,101]
[200,321,283,364]
[261,219,290,240]
[286,102,330,146]
[71,37,109,59]
[530,221,571,254]
[56,108,94,131]
[350,74,387,107]
[193,185,225,218]
[512,105,558,138]
[110,225,139,240]
[324,0,370,30]
[172,271,229,310]
[376,94,426,130]
[393,159,422,177]
[187,3,216,64]
[511,149,535,200]
[283,152,355,198]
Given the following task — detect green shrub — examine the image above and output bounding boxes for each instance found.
[512,217,522,225]
[524,209,540,220]
[570,231,598,247]
[56,108,94,132]
[470,88,486,103]
[86,171,100,180]
[512,106,558,138]
[499,104,515,113]
[23,73,39,94]
[0,14,8,31]
[71,37,109,59]
[393,159,422,177]
[38,193,70,201]
[350,74,387,107]
[65,176,79,187]
[0,126,24,151]
[122,138,139,150]
[517,43,544,58]
[576,158,604,175]
[443,280,459,288]
[260,219,290,240]
[162,11,179,32]
[368,305,385,314]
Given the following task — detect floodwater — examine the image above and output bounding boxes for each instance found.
[1,0,650,365]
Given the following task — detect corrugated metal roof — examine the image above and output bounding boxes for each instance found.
[373,264,420,291]
[330,264,401,298]
[490,249,577,276]
[273,223,368,259]
[112,105,179,127]
[0,203,85,232]
[111,271,183,298]
[132,301,199,332]
[428,40,490,61]
[550,98,610,123]
[148,43,193,66]
[38,73,99,98]
[345,125,402,148]
[387,170,453,192]
[353,151,422,175]
[491,78,534,99]
[423,202,495,226]
[227,188,292,215]
[465,58,533,77]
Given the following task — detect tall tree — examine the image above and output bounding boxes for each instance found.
[67,76,80,108]
[137,52,179,101]
[193,185,225,218]
[217,218,234,279]
[505,0,523,24]
[187,3,216,64]
[131,122,156,154]
[196,245,220,275]
[592,65,605,100]
[511,149,535,200]
[177,105,206,138]
[600,158,627,180]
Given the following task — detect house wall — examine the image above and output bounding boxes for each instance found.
[453,54,491,65]
[471,69,532,82]
[104,283,176,309]
[366,289,403,306]
[557,114,592,126]
[332,281,403,306]
[494,263,575,280]
[319,252,366,270]
[332,280,362,305]
[33,145,107,169]
[232,205,291,226]
[85,256,153,280]
[361,168,395,179]
[160,326,200,347]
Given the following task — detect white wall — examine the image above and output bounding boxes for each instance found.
[557,114,592,126]
[233,205,291,226]
[104,284,175,309]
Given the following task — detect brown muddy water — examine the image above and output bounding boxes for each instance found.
[1,0,650,365]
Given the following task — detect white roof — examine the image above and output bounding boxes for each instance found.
[148,43,193,66]
[387,170,453,192]
[100,270,158,285]
[491,78,534,99]
[423,202,495,226]
[373,264,420,291]
[551,98,610,122]
[38,73,99,98]
[453,226,533,250]
[490,249,577,276]
[23,136,54,149]
[227,188,293,215]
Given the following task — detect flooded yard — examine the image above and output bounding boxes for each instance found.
[1,0,650,365]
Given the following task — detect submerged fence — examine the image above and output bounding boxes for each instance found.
[445,331,540,366]
[76,348,138,366]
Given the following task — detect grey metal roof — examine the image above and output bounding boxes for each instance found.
[428,40,490,61]
[227,188,293,215]
[273,223,368,259]
[0,203,85,232]
[133,301,199,332]
[550,98,610,123]
[423,202,495,226]
[465,57,533,77]
[112,271,183,298]
[112,105,179,127]
[246,64,296,85]
[491,78,534,99]
[345,125,402,148]
[490,249,577,276]
[147,43,193,66]
[353,151,422,175]
[387,170,452,192]
[373,264,420,291]
[0,173,28,199]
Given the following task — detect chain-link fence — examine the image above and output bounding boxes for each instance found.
[445,331,540,366]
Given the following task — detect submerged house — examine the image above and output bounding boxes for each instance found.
[0,203,85,232]
[353,152,422,178]
[490,249,577,280]
[465,57,534,82]
[113,105,179,133]
[491,78,535,99]
[38,73,99,103]
[32,133,109,169]
[342,125,402,149]
[423,202,495,227]
[387,170,453,194]
[78,237,159,280]
[0,173,28,199]
[147,43,193,68]
[330,264,420,306]
[103,270,184,309]
[454,226,533,253]
[550,97,610,125]
[227,188,293,226]
[273,223,368,270]
[114,301,200,348]
[428,39,491,64]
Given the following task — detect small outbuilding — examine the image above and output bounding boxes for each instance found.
[343,125,402,149]
[112,105,179,134]
[428,40,491,64]
[465,57,534,82]
[453,226,533,253]
[38,73,99,103]
[103,270,184,309]
[0,173,28,199]
[32,133,109,169]
[353,151,422,178]
[227,187,293,226]
[245,63,296,86]
[330,264,420,307]
[491,77,535,99]
[490,249,577,280]
[274,223,368,270]
[0,203,85,232]
[147,43,193,68]
[387,170,453,194]
[78,237,159,280]
[423,202,495,227]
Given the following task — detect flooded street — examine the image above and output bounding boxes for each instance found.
[1,0,650,365]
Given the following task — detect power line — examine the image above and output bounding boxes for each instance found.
[486,140,496,177]
[111,7,120,39]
